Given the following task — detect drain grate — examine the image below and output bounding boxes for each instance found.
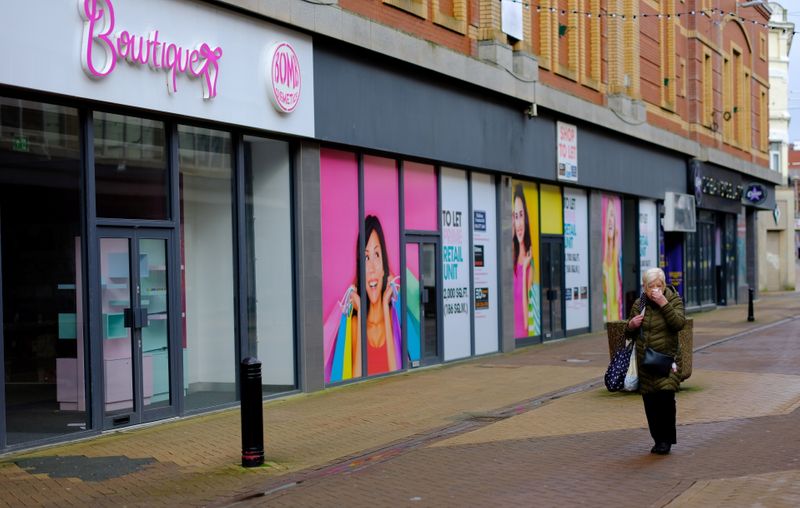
[15,455,155,482]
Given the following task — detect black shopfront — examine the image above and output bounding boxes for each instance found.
[686,160,774,310]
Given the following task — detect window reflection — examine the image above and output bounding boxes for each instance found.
[94,112,168,220]
[178,125,236,411]
[243,136,295,396]
[0,97,85,444]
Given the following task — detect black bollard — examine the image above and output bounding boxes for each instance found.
[240,357,264,467]
[747,287,755,322]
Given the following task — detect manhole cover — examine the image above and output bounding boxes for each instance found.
[15,455,155,482]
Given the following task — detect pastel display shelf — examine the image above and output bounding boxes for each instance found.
[103,313,128,339]
[58,313,77,339]
[101,281,129,289]
[143,350,169,403]
[141,289,167,314]
[142,319,170,402]
[107,252,130,279]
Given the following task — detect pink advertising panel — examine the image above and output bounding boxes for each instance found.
[363,156,402,376]
[601,194,623,322]
[403,162,438,231]
[320,149,359,383]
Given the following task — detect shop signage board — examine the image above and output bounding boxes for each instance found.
[556,122,578,182]
[471,173,498,355]
[1,0,314,137]
[563,188,588,330]
[441,167,471,361]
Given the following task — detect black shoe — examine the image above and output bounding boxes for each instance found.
[653,443,671,455]
[650,444,659,454]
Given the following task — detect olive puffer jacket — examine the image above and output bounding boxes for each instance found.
[625,286,686,394]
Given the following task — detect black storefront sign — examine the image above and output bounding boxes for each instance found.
[690,159,776,212]
[689,159,744,213]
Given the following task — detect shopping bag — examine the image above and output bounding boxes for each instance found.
[329,311,349,383]
[328,287,354,383]
[604,340,633,392]
[622,343,639,392]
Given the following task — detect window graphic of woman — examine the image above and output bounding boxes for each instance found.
[513,184,538,337]
[602,198,622,322]
[349,215,400,376]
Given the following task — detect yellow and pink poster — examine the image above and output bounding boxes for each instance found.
[601,194,623,322]
[511,180,540,339]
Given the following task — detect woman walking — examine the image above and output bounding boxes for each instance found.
[626,268,685,455]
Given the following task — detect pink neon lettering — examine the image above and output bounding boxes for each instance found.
[77,0,222,99]
[81,0,117,77]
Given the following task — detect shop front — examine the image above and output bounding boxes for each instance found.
[1,0,309,451]
[686,160,776,310]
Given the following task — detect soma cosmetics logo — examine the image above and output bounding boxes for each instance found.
[79,0,223,99]
[268,42,301,113]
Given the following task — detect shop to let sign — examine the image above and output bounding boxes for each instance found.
[557,121,578,182]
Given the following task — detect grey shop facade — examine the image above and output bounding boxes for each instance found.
[0,0,777,452]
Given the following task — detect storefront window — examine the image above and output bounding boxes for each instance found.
[243,136,295,395]
[685,231,697,307]
[93,112,168,220]
[178,125,236,411]
[320,150,360,383]
[442,167,470,359]
[1,98,85,445]
[698,212,715,305]
[511,180,541,340]
[471,173,499,354]
[362,156,402,374]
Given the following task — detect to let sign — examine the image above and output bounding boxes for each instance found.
[557,121,578,182]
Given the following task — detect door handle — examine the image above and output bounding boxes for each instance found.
[138,307,149,328]
[122,307,149,329]
[123,308,135,328]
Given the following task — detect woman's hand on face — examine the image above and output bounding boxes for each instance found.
[648,287,668,307]
[628,314,644,330]
[348,285,360,313]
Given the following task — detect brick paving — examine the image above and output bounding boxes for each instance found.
[0,290,798,507]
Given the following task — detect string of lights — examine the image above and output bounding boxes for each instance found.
[499,1,797,34]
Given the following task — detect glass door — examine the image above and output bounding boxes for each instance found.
[540,237,565,341]
[98,229,174,428]
[405,239,440,367]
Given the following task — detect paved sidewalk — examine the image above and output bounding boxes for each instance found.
[1,290,798,507]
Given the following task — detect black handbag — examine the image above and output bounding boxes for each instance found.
[642,347,673,377]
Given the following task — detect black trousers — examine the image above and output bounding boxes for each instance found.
[642,390,676,445]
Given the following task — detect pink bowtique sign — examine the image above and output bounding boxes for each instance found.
[268,42,301,113]
[79,0,223,99]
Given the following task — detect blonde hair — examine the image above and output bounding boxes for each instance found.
[642,267,666,288]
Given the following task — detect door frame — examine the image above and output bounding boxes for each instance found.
[95,226,179,429]
[403,234,442,368]
[540,235,565,341]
